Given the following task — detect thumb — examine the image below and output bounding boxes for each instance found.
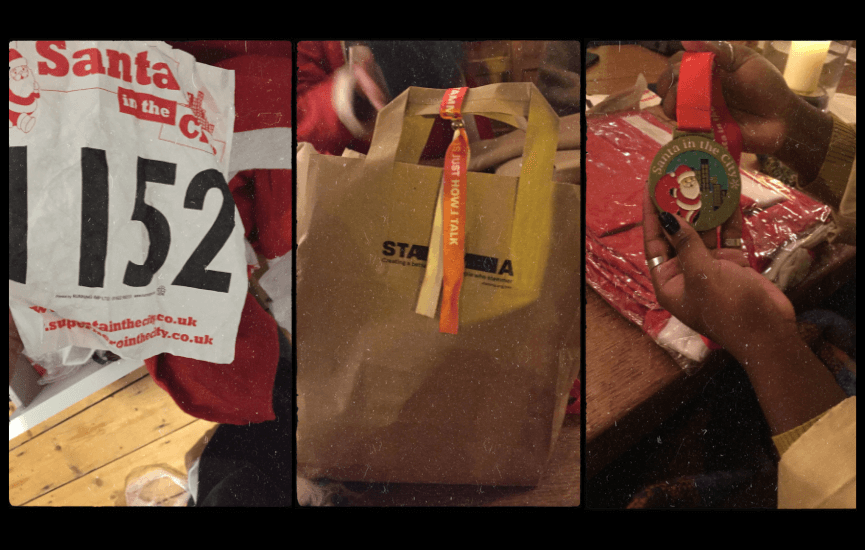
[658,211,713,284]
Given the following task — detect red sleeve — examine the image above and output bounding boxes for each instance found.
[229,169,292,260]
[145,292,280,425]
[296,40,368,155]
[296,41,346,96]
[249,169,292,259]
[227,173,256,242]
[215,55,292,133]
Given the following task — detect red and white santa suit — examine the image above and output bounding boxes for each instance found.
[139,41,294,425]
[9,48,39,132]
[655,164,702,224]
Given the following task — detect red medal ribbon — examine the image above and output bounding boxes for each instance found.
[677,52,715,133]
[439,87,469,334]
[710,63,743,165]
[678,52,743,164]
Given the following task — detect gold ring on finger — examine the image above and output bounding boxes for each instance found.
[647,255,666,271]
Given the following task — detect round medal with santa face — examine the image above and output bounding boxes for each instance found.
[648,135,741,232]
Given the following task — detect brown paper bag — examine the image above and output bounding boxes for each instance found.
[296,83,580,486]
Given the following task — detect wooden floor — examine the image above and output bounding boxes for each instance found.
[9,364,219,506]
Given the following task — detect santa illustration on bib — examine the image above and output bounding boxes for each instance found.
[655,164,702,224]
[10,48,39,133]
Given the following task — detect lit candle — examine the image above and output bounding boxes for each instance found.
[783,41,831,94]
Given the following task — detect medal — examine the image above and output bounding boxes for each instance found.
[649,52,742,232]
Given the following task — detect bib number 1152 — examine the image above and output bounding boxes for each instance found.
[9,146,235,293]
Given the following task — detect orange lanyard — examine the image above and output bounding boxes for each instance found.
[438,87,469,334]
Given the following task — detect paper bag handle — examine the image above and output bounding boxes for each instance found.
[366,83,559,180]
[367,83,561,295]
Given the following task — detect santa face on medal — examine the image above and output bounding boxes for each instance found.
[648,136,741,232]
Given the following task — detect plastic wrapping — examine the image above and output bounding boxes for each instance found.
[24,347,120,386]
[123,464,190,507]
[29,347,89,386]
[586,109,831,371]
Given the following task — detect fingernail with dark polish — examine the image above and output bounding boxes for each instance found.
[659,211,680,235]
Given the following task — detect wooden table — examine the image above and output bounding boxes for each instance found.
[586,44,671,96]
[584,43,857,479]
[585,291,742,478]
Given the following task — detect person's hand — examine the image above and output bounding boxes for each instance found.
[643,183,796,359]
[348,45,389,123]
[644,185,848,435]
[658,41,798,155]
[656,41,834,182]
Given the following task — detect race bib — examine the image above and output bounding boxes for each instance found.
[9,40,246,364]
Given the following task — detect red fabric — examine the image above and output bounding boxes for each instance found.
[144,293,279,424]
[216,54,292,258]
[227,168,292,260]
[214,54,292,134]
